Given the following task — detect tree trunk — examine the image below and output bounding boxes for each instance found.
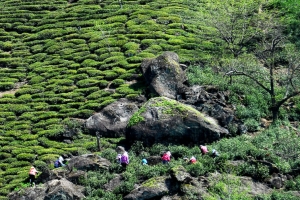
[271,106,279,122]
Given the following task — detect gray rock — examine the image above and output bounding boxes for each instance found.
[36,166,86,185]
[124,176,178,200]
[44,178,85,200]
[141,51,187,99]
[86,98,140,137]
[146,156,162,165]
[127,97,229,146]
[104,174,123,191]
[8,178,85,200]
[171,165,192,182]
[181,85,234,128]
[267,173,287,189]
[67,154,111,171]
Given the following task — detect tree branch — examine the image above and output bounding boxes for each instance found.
[225,70,271,93]
[276,90,300,108]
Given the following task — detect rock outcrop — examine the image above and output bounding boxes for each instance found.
[171,165,193,182]
[124,176,178,200]
[86,98,140,137]
[104,174,123,192]
[8,178,85,200]
[122,169,273,200]
[67,154,111,171]
[86,52,240,145]
[36,167,86,185]
[141,51,187,99]
[179,85,235,128]
[126,97,229,146]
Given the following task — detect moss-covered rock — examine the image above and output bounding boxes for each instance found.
[127,97,229,146]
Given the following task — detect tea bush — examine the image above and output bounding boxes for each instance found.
[238,163,270,180]
[16,153,36,162]
[257,191,300,200]
[205,173,252,200]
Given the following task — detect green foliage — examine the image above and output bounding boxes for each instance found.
[285,175,300,191]
[127,107,146,127]
[76,78,99,88]
[0,82,14,90]
[243,118,260,132]
[16,153,36,162]
[257,190,300,200]
[205,173,252,200]
[187,66,226,89]
[0,0,299,197]
[238,163,270,180]
[113,171,137,194]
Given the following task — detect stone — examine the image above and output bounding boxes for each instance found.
[67,154,111,171]
[8,178,85,200]
[141,51,187,100]
[124,176,178,200]
[126,97,229,146]
[86,98,140,137]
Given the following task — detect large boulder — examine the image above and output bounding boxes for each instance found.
[104,174,123,191]
[124,176,178,200]
[146,156,162,165]
[126,97,229,146]
[86,98,140,137]
[36,167,86,185]
[8,178,85,200]
[180,85,235,128]
[67,154,111,171]
[171,165,193,183]
[208,172,272,196]
[141,51,187,99]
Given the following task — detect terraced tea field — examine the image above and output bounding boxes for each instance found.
[0,0,212,197]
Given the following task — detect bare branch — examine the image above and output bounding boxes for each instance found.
[225,70,271,93]
[276,90,300,109]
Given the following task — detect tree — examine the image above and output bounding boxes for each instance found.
[207,0,300,121]
[204,0,266,58]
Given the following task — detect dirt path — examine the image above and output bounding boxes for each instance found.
[0,81,26,98]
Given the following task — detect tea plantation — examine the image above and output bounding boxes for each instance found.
[0,0,300,199]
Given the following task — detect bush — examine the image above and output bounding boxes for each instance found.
[244,118,260,132]
[76,78,99,88]
[0,152,12,160]
[285,175,300,191]
[205,173,252,200]
[186,162,206,176]
[257,191,300,200]
[136,164,169,180]
[237,163,270,180]
[81,59,100,68]
[113,171,137,195]
[17,94,32,103]
[16,153,36,162]
[0,82,14,90]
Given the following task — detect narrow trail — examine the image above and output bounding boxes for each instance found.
[0,81,26,98]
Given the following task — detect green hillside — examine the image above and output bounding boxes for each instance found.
[0,0,300,199]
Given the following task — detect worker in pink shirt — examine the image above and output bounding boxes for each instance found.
[200,145,209,155]
[161,151,171,164]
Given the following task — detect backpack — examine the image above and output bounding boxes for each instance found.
[54,160,60,168]
[120,155,129,164]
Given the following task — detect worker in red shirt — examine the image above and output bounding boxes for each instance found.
[162,151,171,164]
